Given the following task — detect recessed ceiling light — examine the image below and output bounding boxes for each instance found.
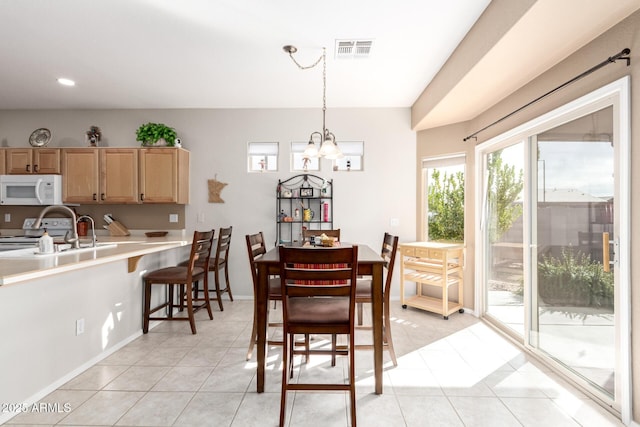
[57,78,75,86]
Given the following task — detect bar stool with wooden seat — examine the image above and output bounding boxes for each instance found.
[183,226,233,311]
[143,229,215,335]
[355,232,399,366]
[278,245,359,427]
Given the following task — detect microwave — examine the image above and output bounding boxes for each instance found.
[0,174,63,205]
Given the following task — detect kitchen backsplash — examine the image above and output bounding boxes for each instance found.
[0,204,186,231]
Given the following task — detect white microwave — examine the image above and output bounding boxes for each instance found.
[0,174,63,205]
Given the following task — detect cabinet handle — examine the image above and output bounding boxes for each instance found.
[140,193,144,201]
[101,193,105,201]
[93,193,97,201]
[26,165,30,172]
[34,164,39,173]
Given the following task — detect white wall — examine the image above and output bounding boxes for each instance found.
[0,108,416,298]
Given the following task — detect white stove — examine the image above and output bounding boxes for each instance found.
[0,218,74,250]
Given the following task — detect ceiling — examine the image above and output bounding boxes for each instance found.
[1,0,638,129]
[0,0,490,110]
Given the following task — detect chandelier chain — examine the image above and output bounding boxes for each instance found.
[287,48,324,70]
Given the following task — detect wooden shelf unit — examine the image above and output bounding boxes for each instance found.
[399,241,464,319]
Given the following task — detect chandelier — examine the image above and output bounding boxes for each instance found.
[283,45,343,160]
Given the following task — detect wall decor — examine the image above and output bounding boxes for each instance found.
[208,175,228,203]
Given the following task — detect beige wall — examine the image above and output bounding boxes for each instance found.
[0,108,417,300]
[416,9,640,421]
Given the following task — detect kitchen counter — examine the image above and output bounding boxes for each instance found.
[0,232,191,286]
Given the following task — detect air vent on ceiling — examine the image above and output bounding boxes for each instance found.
[335,39,373,59]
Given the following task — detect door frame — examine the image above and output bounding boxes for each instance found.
[474,76,631,422]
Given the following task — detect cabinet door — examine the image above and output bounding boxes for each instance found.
[100,149,139,203]
[5,148,60,174]
[0,149,5,174]
[5,148,32,173]
[139,148,189,203]
[33,149,61,174]
[61,148,99,203]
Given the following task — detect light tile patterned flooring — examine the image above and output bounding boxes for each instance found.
[5,300,624,426]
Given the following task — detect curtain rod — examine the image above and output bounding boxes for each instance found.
[463,48,631,142]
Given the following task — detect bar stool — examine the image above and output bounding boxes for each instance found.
[143,230,215,334]
[180,226,233,311]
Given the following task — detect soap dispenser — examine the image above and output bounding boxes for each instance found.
[38,228,54,254]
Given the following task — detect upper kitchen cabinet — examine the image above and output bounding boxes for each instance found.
[0,150,5,174]
[139,148,189,204]
[62,148,138,204]
[4,148,61,174]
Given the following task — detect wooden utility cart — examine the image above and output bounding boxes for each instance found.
[399,241,464,319]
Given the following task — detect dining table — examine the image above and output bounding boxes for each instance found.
[254,243,386,394]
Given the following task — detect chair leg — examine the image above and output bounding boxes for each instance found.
[167,284,175,318]
[331,334,337,366]
[213,269,225,311]
[384,296,398,367]
[357,302,363,325]
[289,334,295,379]
[143,280,151,333]
[280,330,289,427]
[349,332,357,427]
[184,282,197,335]
[246,298,258,361]
[224,265,234,301]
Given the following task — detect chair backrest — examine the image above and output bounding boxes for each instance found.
[186,230,216,280]
[381,233,399,294]
[214,226,233,265]
[302,228,341,243]
[279,246,358,300]
[245,231,267,289]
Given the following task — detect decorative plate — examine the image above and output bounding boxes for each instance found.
[145,231,168,237]
[29,128,52,147]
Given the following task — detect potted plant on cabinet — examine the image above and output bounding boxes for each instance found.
[135,122,178,146]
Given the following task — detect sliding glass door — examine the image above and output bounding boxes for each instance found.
[476,77,630,416]
[531,107,616,397]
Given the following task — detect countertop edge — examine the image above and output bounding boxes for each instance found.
[0,237,192,286]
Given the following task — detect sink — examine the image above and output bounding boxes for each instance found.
[0,243,117,258]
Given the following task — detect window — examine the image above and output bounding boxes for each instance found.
[248,142,278,172]
[332,141,364,171]
[291,142,320,172]
[422,154,465,242]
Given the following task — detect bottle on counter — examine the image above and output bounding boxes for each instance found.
[38,229,54,254]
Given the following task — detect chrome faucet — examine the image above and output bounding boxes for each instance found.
[33,205,80,249]
[77,215,96,247]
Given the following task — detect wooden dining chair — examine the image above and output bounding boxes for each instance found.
[278,245,358,427]
[355,232,399,366]
[142,229,215,334]
[245,231,282,360]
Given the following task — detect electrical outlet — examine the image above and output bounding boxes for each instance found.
[197,212,205,223]
[390,218,400,227]
[169,214,179,223]
[76,318,85,336]
[4,213,10,223]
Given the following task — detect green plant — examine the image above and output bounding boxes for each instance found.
[486,150,524,243]
[538,249,613,307]
[135,122,177,146]
[428,169,464,242]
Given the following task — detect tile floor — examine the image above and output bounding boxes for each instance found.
[5,300,625,427]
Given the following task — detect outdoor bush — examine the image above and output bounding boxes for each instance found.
[537,249,613,307]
